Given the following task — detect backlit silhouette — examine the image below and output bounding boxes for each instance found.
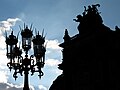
[49,4,120,90]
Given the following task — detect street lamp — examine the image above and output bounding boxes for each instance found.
[5,25,46,90]
[21,25,33,53]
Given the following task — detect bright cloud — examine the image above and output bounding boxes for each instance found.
[45,59,61,67]
[0,18,21,31]
[0,18,24,90]
[0,18,21,49]
[0,71,8,83]
[0,50,9,84]
[46,39,62,50]
[0,35,6,49]
[38,85,47,90]
[45,39,62,60]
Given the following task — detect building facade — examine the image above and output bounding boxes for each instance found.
[49,4,120,90]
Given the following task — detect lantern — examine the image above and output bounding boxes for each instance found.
[32,32,45,59]
[21,26,33,52]
[5,31,18,60]
[12,45,22,58]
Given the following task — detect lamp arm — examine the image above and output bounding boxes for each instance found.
[7,62,13,71]
[38,69,44,79]
[30,55,35,65]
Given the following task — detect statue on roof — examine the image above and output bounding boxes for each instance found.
[73,15,83,22]
[73,4,103,35]
[63,29,71,42]
[83,4,100,16]
[92,4,100,14]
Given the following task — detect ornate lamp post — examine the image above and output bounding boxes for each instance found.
[5,25,46,90]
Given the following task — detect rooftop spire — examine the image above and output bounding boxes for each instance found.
[63,29,70,42]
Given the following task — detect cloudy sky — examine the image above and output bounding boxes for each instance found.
[0,0,120,90]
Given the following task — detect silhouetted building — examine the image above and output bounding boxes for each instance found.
[49,4,120,90]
